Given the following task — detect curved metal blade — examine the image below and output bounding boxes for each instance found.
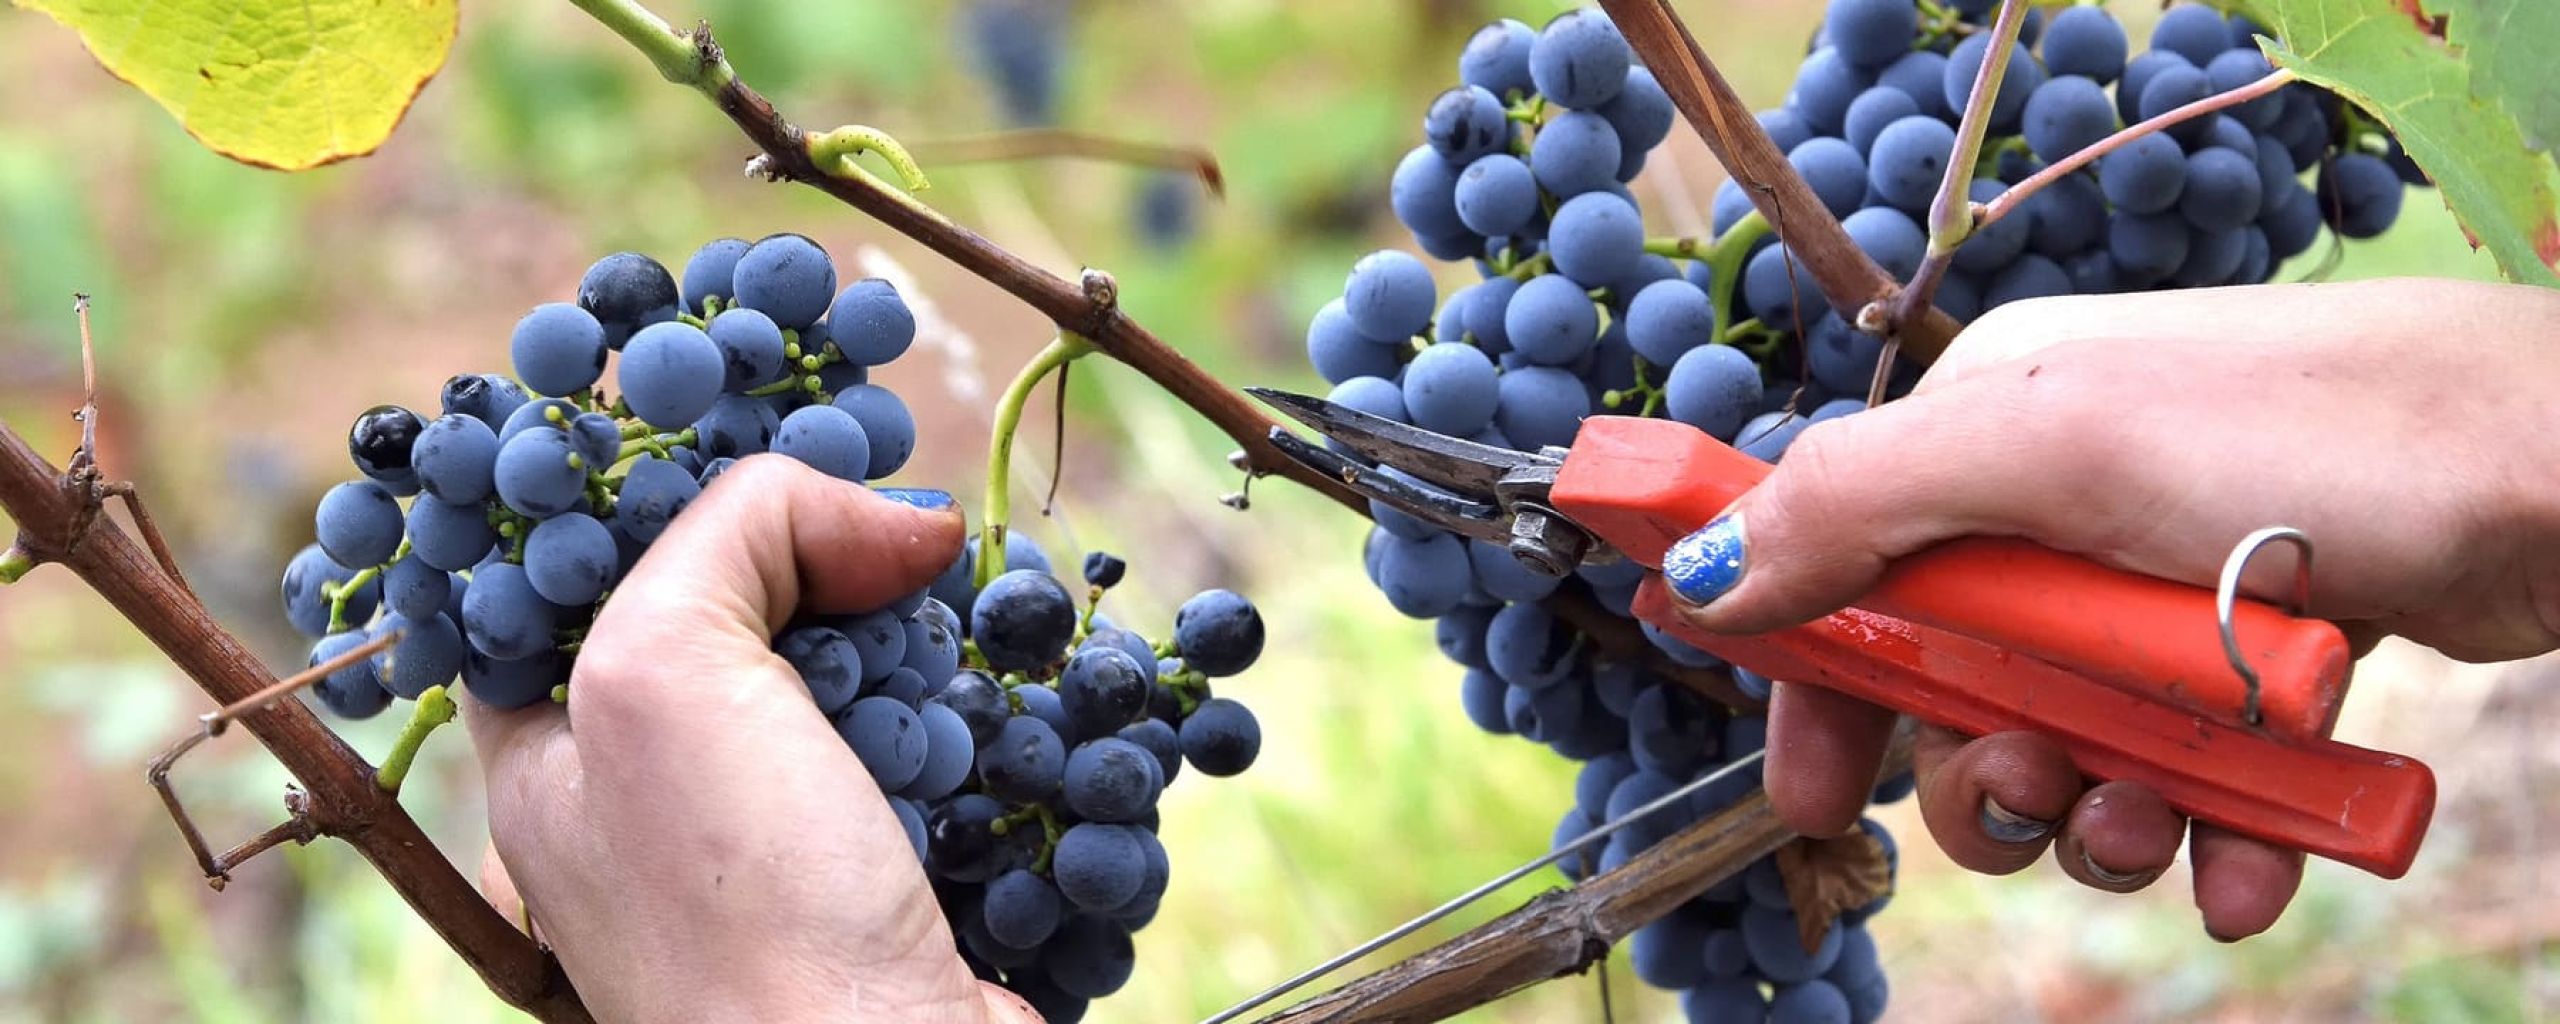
[1262,429,1514,546]
[1246,387,1551,498]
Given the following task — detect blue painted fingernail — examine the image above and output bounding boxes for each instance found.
[874,487,954,510]
[1662,513,1747,606]
[1979,797,2056,844]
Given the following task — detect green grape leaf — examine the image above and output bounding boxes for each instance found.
[2259,0,2560,286]
[14,0,458,171]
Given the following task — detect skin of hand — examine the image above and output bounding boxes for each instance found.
[1661,278,2560,940]
[463,456,1040,1024]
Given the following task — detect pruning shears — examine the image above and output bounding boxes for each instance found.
[1249,388,2434,879]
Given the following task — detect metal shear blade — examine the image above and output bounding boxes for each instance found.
[1261,430,1514,546]
[1246,387,1553,497]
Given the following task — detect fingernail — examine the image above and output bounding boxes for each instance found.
[1662,512,1746,606]
[1978,797,2056,844]
[2078,846,2156,887]
[873,487,954,510]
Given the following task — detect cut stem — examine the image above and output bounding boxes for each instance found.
[978,334,1093,590]
[376,686,458,795]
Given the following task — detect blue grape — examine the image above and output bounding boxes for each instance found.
[409,412,499,504]
[2137,64,2216,147]
[2234,225,2273,284]
[576,252,679,349]
[1455,154,1539,237]
[830,384,914,478]
[2108,211,2191,285]
[1841,87,1917,155]
[2150,3,2230,67]
[828,279,916,366]
[2099,131,2187,215]
[1598,66,1676,154]
[1460,18,1537,99]
[460,562,560,661]
[1174,589,1264,676]
[510,303,608,398]
[615,453,698,543]
[523,512,616,606]
[493,429,585,519]
[1177,697,1260,776]
[972,569,1077,672]
[2040,6,2128,83]
[2023,171,2108,257]
[1425,85,1510,164]
[2318,153,2404,239]
[1528,9,1630,109]
[1133,171,1197,251]
[934,670,1009,747]
[309,631,393,718]
[692,395,780,460]
[706,307,787,393]
[1343,250,1437,342]
[1875,50,1951,119]
[1744,905,1844,983]
[964,0,1062,126]
[1401,342,1499,435]
[2181,146,2265,232]
[1841,205,1925,280]
[1059,645,1148,738]
[1737,409,1812,462]
[1052,822,1147,913]
[1942,32,2042,133]
[1009,683,1079,748]
[1305,299,1404,384]
[1547,191,1643,291]
[1530,110,1622,199]
[344,404,419,493]
[1789,137,1868,219]
[1772,980,1854,1024]
[1742,242,1811,331]
[382,553,451,621]
[773,404,872,481]
[1064,738,1163,822]
[731,233,835,329]
[1465,539,1560,604]
[1625,279,1713,367]
[370,611,465,699]
[2116,50,2193,124]
[404,497,497,572]
[1044,915,1137,1001]
[2022,74,2116,164]
[316,480,403,568]
[1390,145,1467,244]
[1485,601,1577,691]
[778,625,864,715]
[1685,979,1770,1021]
[983,868,1064,950]
[1866,115,1956,214]
[1493,365,1589,450]
[1789,48,1874,136]
[899,702,977,801]
[497,397,577,445]
[1757,108,1817,157]
[1369,527,1471,617]
[1825,0,1918,70]
[1806,314,1883,395]
[2172,224,2248,287]
[1952,179,2029,273]
[620,321,725,429]
[2205,113,2259,157]
[567,412,621,470]
[2253,135,2300,198]
[835,695,927,791]
[1665,345,1763,442]
[679,237,749,315]
[1458,277,1520,355]
[1503,273,1600,366]
[2261,182,2322,260]
[1458,668,1513,734]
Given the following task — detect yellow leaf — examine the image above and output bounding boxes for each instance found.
[16,0,458,171]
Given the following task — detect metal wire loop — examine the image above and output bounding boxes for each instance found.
[2216,526,2317,726]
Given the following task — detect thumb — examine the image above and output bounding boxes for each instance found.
[1657,363,2124,634]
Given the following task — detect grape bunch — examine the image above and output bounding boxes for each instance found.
[1312,4,2427,1022]
[280,235,1268,1023]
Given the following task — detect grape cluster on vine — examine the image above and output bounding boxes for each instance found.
[1311,3,2429,1022]
[282,233,1267,1023]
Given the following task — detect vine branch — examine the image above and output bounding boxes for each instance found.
[1885,0,2031,354]
[1977,67,2300,231]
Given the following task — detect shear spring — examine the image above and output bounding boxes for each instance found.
[2215,526,2316,727]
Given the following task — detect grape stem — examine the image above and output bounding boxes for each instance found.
[375,685,458,795]
[1974,68,2301,232]
[326,563,385,634]
[978,333,1094,591]
[1705,210,1770,342]
[561,0,736,96]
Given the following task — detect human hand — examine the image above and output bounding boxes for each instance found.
[463,456,1039,1024]
[1659,278,2560,938]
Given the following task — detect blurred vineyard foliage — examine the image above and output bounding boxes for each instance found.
[0,2,2545,1022]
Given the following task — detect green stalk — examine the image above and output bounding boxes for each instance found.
[977,334,1094,590]
[1925,0,2031,256]
[560,0,737,95]
[375,686,457,794]
[1704,210,1770,341]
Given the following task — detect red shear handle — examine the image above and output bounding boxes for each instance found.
[1553,416,2350,741]
[1631,582,2434,877]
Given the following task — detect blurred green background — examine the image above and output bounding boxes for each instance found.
[0,1,2550,1022]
